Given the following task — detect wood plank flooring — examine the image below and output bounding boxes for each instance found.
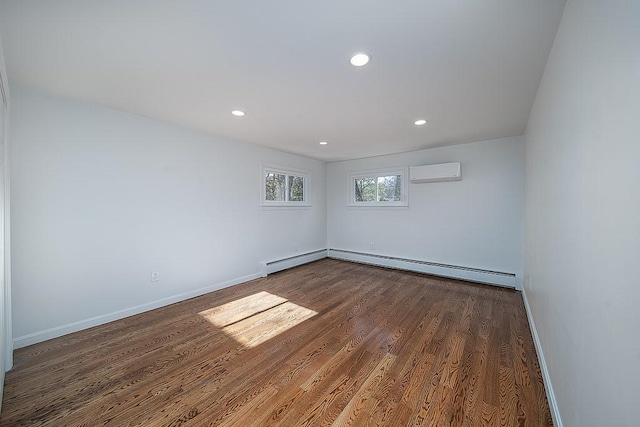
[1,259,552,426]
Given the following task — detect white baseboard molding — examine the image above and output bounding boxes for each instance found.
[328,249,516,288]
[259,249,328,276]
[13,250,514,349]
[13,272,262,349]
[521,289,563,427]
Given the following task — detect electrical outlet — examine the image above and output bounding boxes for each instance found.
[370,242,375,251]
[527,276,533,291]
[151,272,160,282]
[294,243,299,252]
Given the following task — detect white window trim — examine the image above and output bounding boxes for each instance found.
[347,167,409,207]
[261,163,311,208]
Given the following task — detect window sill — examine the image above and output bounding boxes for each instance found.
[261,204,312,210]
[346,204,409,210]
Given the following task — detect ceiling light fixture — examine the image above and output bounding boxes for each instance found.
[350,53,370,67]
[231,110,245,117]
[414,119,427,126]
[319,141,328,145]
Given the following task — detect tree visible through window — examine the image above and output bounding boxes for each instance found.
[288,175,305,202]
[265,172,286,201]
[355,175,401,202]
[349,168,407,207]
[263,166,309,206]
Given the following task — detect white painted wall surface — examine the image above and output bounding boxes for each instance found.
[327,137,524,283]
[524,1,640,425]
[10,86,326,345]
[0,37,10,409]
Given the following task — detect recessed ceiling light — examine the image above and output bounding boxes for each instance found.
[414,119,427,126]
[350,53,370,67]
[231,110,245,117]
[319,141,328,145]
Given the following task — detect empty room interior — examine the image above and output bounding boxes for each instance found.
[0,0,638,426]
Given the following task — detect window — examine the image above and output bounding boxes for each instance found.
[262,165,310,207]
[348,168,408,207]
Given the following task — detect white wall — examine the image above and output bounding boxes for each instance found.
[327,137,524,283]
[524,1,640,425]
[10,86,326,346]
[0,36,12,411]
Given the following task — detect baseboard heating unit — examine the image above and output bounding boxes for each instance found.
[260,249,328,276]
[328,249,516,288]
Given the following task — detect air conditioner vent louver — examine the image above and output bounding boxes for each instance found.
[409,162,461,183]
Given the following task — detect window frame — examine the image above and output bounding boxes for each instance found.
[347,167,409,207]
[261,164,311,208]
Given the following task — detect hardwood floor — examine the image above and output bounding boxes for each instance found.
[1,259,552,426]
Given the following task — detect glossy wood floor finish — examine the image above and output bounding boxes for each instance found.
[1,259,552,426]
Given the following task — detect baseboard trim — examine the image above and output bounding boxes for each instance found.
[13,272,262,349]
[328,249,516,288]
[12,251,517,348]
[260,249,328,276]
[521,289,563,427]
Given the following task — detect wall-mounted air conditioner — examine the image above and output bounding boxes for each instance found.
[409,162,461,183]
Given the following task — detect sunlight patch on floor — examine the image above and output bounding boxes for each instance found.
[198,291,317,348]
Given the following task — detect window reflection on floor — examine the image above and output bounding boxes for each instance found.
[199,291,317,348]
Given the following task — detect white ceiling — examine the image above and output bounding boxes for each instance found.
[0,0,566,162]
